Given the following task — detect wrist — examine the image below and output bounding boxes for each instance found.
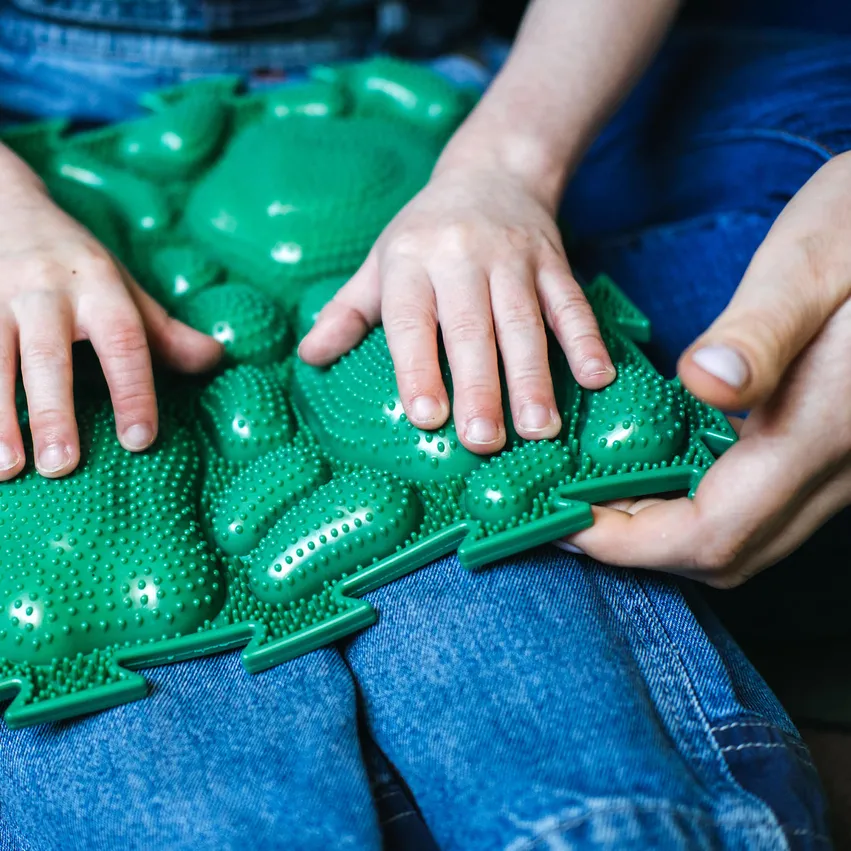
[434,121,571,213]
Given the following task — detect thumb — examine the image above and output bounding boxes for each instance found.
[297,249,381,366]
[679,155,851,411]
[129,280,223,373]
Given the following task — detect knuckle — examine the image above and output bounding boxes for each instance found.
[385,230,428,261]
[28,405,70,430]
[695,534,747,582]
[571,332,607,358]
[21,257,67,290]
[503,225,535,253]
[796,231,832,295]
[325,297,371,332]
[539,233,567,261]
[0,348,16,377]
[102,318,148,359]
[496,301,545,336]
[438,222,477,256]
[75,243,121,282]
[545,289,592,326]
[735,308,799,368]
[111,378,155,410]
[445,314,494,346]
[454,379,500,405]
[14,244,121,301]
[385,301,435,336]
[23,340,70,370]
[398,364,439,394]
[508,364,551,388]
[703,571,747,591]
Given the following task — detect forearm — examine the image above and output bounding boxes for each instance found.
[436,0,680,209]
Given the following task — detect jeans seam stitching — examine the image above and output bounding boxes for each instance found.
[710,721,778,733]
[717,742,817,771]
[625,575,807,844]
[508,800,830,850]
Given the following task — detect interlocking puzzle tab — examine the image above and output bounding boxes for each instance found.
[0,59,736,727]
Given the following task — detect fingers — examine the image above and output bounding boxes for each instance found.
[537,250,615,389]
[78,289,158,452]
[490,260,560,439]
[128,279,223,374]
[381,255,449,429]
[680,154,851,411]
[564,461,850,586]
[298,251,381,365]
[436,266,505,453]
[0,314,24,480]
[15,293,79,478]
[563,424,823,586]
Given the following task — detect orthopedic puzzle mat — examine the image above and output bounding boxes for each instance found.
[0,59,736,727]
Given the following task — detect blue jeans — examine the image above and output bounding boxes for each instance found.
[0,0,479,123]
[0,556,829,850]
[0,15,846,851]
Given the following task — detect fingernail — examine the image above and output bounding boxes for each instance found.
[691,344,749,389]
[581,358,614,379]
[38,443,71,474]
[0,443,20,472]
[518,404,556,434]
[410,395,443,425]
[122,424,154,451]
[553,540,585,555]
[466,417,501,446]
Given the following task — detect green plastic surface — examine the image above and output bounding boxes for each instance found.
[0,58,736,728]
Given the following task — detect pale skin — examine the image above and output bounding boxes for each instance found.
[562,152,851,588]
[1,0,847,587]
[0,148,222,480]
[301,0,682,450]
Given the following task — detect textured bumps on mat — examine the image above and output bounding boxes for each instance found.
[0,59,735,727]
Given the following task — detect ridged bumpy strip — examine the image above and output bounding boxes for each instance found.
[246,472,424,605]
[212,444,330,557]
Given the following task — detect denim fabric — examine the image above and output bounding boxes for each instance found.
[5,0,356,33]
[0,4,378,122]
[0,650,383,850]
[0,12,844,851]
[344,553,828,850]
[0,553,829,850]
[0,0,478,122]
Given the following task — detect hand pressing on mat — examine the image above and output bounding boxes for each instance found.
[0,146,222,481]
[560,151,851,587]
[299,0,680,454]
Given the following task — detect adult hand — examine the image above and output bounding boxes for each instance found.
[561,152,851,588]
[0,147,222,481]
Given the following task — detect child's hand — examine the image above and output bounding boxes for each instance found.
[298,167,615,453]
[297,0,682,454]
[0,158,222,481]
